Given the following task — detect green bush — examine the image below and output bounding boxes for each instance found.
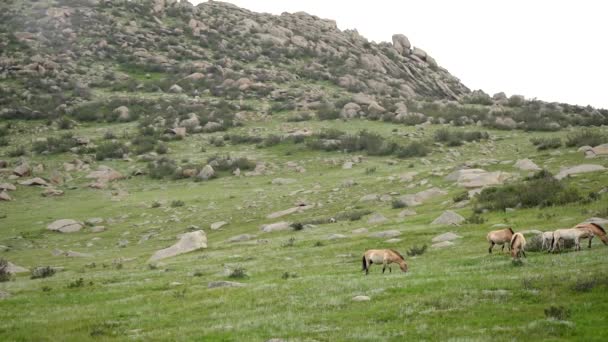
[406,245,428,257]
[31,266,56,279]
[434,129,489,146]
[396,142,430,158]
[32,133,79,154]
[147,157,179,179]
[0,258,13,282]
[316,101,340,120]
[8,145,27,157]
[565,129,607,147]
[530,137,562,150]
[96,141,129,160]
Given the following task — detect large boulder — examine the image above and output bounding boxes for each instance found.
[13,162,31,177]
[47,219,83,233]
[555,164,606,180]
[446,169,510,188]
[431,211,465,226]
[432,232,462,243]
[18,177,48,186]
[514,159,541,171]
[4,261,29,274]
[113,106,130,121]
[341,102,361,119]
[391,34,411,55]
[86,166,123,183]
[0,183,16,191]
[0,191,11,201]
[197,165,215,180]
[398,187,447,206]
[260,221,291,233]
[149,230,207,262]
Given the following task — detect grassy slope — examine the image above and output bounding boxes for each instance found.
[1,116,608,341]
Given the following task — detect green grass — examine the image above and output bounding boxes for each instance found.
[0,118,607,341]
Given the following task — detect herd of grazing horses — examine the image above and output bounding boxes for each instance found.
[362,222,606,275]
[487,222,607,259]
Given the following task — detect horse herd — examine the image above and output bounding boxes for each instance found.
[362,222,606,275]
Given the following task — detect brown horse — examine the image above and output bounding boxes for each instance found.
[487,227,514,254]
[510,233,526,260]
[362,249,408,275]
[574,223,608,246]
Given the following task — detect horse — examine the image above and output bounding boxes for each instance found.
[540,231,554,251]
[362,249,408,275]
[510,233,526,259]
[574,223,607,246]
[487,227,514,254]
[552,227,594,252]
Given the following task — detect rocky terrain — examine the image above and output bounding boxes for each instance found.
[1,0,608,341]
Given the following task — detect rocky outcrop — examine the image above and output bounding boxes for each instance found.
[555,164,606,180]
[47,219,83,233]
[149,230,207,262]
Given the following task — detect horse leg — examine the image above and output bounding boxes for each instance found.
[589,236,593,249]
[575,238,580,251]
[522,250,527,258]
[389,266,392,273]
[488,241,494,254]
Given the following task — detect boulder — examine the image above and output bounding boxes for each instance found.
[260,221,291,233]
[398,187,447,206]
[0,191,11,201]
[149,230,207,262]
[210,221,228,230]
[398,209,417,218]
[86,167,123,183]
[327,234,346,240]
[13,163,31,177]
[41,188,64,197]
[359,194,378,202]
[591,143,608,156]
[391,34,411,55]
[0,183,16,191]
[368,213,388,224]
[113,106,130,121]
[351,228,369,234]
[432,241,455,248]
[514,159,541,171]
[352,295,371,302]
[208,281,245,289]
[271,178,296,185]
[18,177,48,186]
[197,165,215,180]
[446,169,510,188]
[431,211,465,226]
[47,219,83,233]
[555,164,606,180]
[340,102,361,119]
[368,230,401,239]
[227,234,257,243]
[4,261,29,274]
[168,84,183,93]
[432,232,462,243]
[267,205,312,219]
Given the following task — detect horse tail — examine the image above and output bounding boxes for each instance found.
[510,233,519,249]
[589,222,606,234]
[362,255,366,271]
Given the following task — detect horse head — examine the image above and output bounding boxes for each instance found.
[399,260,408,273]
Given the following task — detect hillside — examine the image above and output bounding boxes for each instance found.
[1,0,608,341]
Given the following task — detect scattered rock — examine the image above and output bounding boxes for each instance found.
[0,183,16,191]
[398,187,447,206]
[328,234,346,240]
[64,250,92,258]
[514,159,541,171]
[271,178,296,185]
[267,205,312,219]
[196,165,215,180]
[385,238,402,243]
[431,211,465,226]
[398,209,417,218]
[359,194,379,202]
[227,234,257,243]
[431,241,455,248]
[85,218,104,226]
[5,261,29,274]
[352,295,371,302]
[0,191,11,201]
[369,230,401,238]
[210,221,228,230]
[148,230,207,262]
[90,226,106,233]
[46,219,83,233]
[368,213,388,224]
[351,228,369,234]
[432,232,462,243]
[0,291,9,300]
[260,221,291,233]
[208,281,245,289]
[555,164,606,180]
[41,188,64,197]
[446,169,511,188]
[18,177,48,186]
[13,163,31,177]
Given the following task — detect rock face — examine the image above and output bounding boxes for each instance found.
[47,219,83,233]
[555,164,606,180]
[392,34,411,55]
[149,230,207,262]
[431,211,465,226]
[514,159,541,171]
[446,169,510,188]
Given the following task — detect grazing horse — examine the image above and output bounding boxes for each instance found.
[487,227,514,253]
[574,223,608,246]
[362,249,408,275]
[510,233,526,259]
[552,228,594,252]
[540,231,554,251]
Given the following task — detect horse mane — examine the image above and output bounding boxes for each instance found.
[510,233,520,249]
[508,227,514,235]
[589,222,606,234]
[389,249,405,260]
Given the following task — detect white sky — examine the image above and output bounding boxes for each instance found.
[192,0,608,109]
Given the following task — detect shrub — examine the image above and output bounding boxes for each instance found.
[227,266,248,279]
[170,200,185,207]
[147,157,179,179]
[453,191,470,203]
[530,137,562,150]
[155,143,168,154]
[57,116,74,130]
[8,145,27,157]
[392,199,407,209]
[466,214,486,224]
[334,209,372,221]
[0,258,13,282]
[396,141,430,158]
[565,129,607,147]
[476,170,582,211]
[544,305,570,320]
[261,134,282,147]
[67,278,86,288]
[434,129,489,146]
[96,141,128,160]
[103,131,116,140]
[316,101,340,120]
[282,237,296,247]
[291,222,304,231]
[228,134,263,144]
[406,245,427,256]
[131,135,158,155]
[32,133,79,154]
[281,271,298,279]
[31,266,56,279]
